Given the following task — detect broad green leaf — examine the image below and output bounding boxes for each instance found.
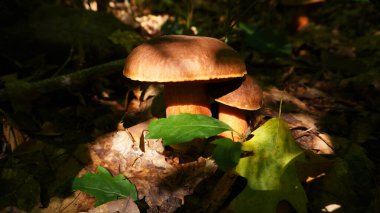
[146,113,234,146]
[211,138,242,172]
[230,118,307,213]
[72,166,138,206]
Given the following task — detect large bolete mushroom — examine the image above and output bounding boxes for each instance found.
[123,35,246,117]
[211,75,263,141]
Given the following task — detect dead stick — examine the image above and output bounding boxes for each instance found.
[205,170,239,212]
[0,59,125,102]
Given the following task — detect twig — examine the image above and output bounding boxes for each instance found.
[0,59,125,102]
[205,169,239,212]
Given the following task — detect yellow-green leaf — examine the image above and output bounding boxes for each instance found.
[230,118,307,213]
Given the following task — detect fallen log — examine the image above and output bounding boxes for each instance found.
[0,59,125,102]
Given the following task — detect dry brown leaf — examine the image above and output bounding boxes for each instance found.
[286,84,327,100]
[88,198,139,213]
[127,118,150,142]
[284,82,363,113]
[1,206,27,213]
[108,1,138,27]
[33,191,96,213]
[258,108,335,154]
[85,120,217,212]
[2,122,29,152]
[263,87,309,112]
[288,113,335,154]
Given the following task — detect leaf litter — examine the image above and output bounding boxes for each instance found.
[68,119,217,212]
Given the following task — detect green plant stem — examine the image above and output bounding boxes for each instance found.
[186,0,194,31]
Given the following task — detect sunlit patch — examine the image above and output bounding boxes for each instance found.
[306,173,326,183]
[136,14,170,37]
[321,203,342,212]
[83,0,97,11]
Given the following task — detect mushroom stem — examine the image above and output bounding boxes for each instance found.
[164,83,211,117]
[218,104,247,142]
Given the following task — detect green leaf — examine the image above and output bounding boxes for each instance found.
[211,138,242,172]
[72,166,138,206]
[229,118,307,213]
[146,113,234,146]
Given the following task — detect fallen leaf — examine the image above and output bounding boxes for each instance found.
[86,120,217,211]
[31,192,96,213]
[263,87,309,112]
[126,118,157,147]
[88,197,139,213]
[0,206,27,213]
[258,109,335,154]
[229,118,307,213]
[2,122,29,152]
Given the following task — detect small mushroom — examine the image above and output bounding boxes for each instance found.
[280,0,325,32]
[123,35,246,117]
[211,75,263,141]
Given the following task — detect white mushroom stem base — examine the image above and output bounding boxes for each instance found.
[218,104,248,142]
[164,83,211,117]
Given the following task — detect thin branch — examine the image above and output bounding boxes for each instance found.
[0,59,125,102]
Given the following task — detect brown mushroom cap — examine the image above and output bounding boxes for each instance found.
[213,75,263,111]
[212,75,263,141]
[123,35,246,82]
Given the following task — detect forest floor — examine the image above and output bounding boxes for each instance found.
[0,1,379,212]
